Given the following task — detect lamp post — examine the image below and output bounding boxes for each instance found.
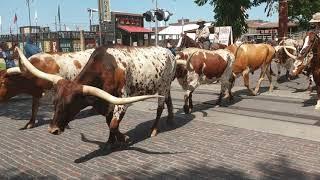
[87,8,98,31]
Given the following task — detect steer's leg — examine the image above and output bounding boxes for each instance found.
[150,96,166,137]
[107,105,129,146]
[276,63,281,81]
[315,85,320,110]
[184,73,199,114]
[21,97,40,130]
[243,69,255,96]
[183,90,190,114]
[266,65,274,92]
[254,64,268,95]
[165,91,174,126]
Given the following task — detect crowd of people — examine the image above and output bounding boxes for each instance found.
[0,36,41,69]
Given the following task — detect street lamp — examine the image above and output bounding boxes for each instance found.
[87,8,98,31]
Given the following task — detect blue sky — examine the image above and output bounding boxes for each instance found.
[0,0,278,34]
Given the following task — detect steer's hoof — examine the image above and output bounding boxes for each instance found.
[250,91,257,96]
[183,105,191,114]
[20,122,35,130]
[269,86,274,92]
[150,129,158,137]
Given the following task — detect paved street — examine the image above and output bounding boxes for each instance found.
[1,68,320,179]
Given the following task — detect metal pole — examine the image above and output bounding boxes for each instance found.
[89,9,92,31]
[27,0,32,33]
[98,0,103,45]
[155,0,158,46]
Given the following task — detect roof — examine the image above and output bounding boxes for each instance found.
[158,23,211,35]
[247,20,298,29]
[118,25,152,33]
[112,11,143,17]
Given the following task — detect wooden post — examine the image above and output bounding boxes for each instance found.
[80,30,85,51]
[130,33,132,46]
[278,0,288,42]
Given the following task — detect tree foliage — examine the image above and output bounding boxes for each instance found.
[253,0,320,30]
[194,0,251,40]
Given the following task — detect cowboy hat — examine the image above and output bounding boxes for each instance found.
[196,19,206,25]
[310,12,320,23]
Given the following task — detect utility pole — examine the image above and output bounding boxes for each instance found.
[278,0,288,42]
[155,0,158,46]
[98,0,103,45]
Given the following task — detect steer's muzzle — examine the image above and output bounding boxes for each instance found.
[48,125,63,135]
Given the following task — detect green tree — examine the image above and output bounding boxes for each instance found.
[288,0,320,30]
[253,0,320,30]
[194,0,251,40]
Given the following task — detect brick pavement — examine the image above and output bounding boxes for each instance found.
[0,95,320,180]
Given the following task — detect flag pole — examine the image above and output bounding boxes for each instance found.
[27,0,32,33]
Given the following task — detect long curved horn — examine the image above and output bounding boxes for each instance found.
[82,85,163,105]
[186,51,197,71]
[176,59,187,66]
[283,45,298,59]
[6,67,21,74]
[15,47,63,84]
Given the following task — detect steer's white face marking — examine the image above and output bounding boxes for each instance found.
[300,35,310,54]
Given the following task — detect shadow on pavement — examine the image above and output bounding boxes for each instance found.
[0,97,53,129]
[112,155,320,179]
[256,154,320,180]
[0,168,58,180]
[74,112,194,163]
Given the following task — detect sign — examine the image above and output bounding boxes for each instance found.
[99,0,111,22]
[215,26,233,46]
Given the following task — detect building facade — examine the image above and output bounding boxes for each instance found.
[101,11,152,46]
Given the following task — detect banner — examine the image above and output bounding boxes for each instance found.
[214,26,233,46]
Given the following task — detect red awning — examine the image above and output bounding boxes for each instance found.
[118,25,152,33]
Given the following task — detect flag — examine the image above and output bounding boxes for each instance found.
[58,5,61,31]
[57,5,61,24]
[13,13,17,24]
[0,16,1,27]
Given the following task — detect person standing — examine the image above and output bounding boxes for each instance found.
[195,19,211,50]
[166,39,176,56]
[24,36,41,59]
[0,42,16,69]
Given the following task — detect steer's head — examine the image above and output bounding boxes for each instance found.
[0,68,22,101]
[49,80,86,135]
[291,31,318,76]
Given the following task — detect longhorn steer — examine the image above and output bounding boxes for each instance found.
[175,48,235,113]
[274,39,299,81]
[17,46,175,146]
[1,49,94,129]
[227,43,276,95]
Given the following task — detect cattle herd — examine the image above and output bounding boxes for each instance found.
[0,31,318,148]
